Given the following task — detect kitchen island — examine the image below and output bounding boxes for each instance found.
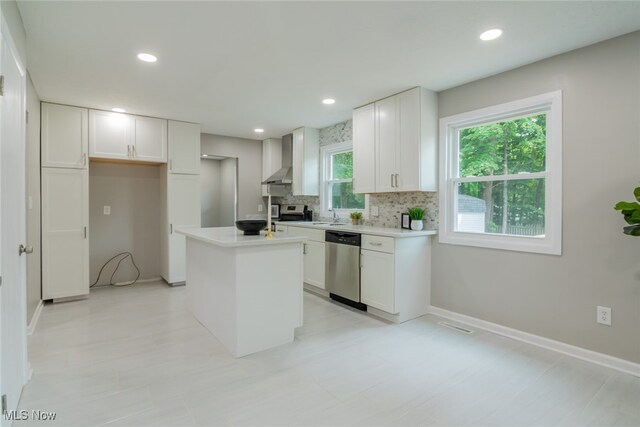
[177,226,307,357]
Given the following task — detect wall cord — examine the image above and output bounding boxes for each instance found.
[90,252,141,288]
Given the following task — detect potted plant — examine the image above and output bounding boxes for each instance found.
[349,211,363,225]
[407,207,426,231]
[614,187,640,236]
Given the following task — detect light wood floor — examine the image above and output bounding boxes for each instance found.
[17,281,640,426]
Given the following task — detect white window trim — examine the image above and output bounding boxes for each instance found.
[320,142,369,219]
[438,90,562,255]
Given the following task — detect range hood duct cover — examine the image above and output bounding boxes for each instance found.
[263,133,293,185]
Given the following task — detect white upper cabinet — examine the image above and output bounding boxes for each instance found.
[352,103,376,194]
[168,120,201,174]
[353,87,438,193]
[89,110,132,160]
[131,115,167,162]
[292,127,319,196]
[89,110,168,163]
[41,103,88,169]
[262,138,282,196]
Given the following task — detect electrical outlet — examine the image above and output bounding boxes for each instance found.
[103,205,111,215]
[597,306,612,326]
[257,204,263,212]
[371,206,379,217]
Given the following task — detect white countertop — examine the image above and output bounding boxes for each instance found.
[275,221,437,238]
[177,226,307,247]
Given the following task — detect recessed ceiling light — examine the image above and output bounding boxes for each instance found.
[137,53,157,63]
[111,107,126,113]
[254,128,264,133]
[479,29,503,41]
[322,98,336,105]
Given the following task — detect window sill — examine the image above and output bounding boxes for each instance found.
[439,231,561,255]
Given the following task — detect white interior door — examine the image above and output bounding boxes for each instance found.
[0,21,29,423]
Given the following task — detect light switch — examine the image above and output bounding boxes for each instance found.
[103,205,111,215]
[258,204,263,212]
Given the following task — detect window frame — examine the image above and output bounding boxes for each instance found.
[320,142,368,219]
[438,91,562,255]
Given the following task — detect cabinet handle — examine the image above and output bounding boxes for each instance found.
[127,145,131,158]
[394,174,399,188]
[169,159,172,170]
[84,226,87,239]
[390,174,394,188]
[369,242,383,246]
[303,243,307,254]
[133,145,137,157]
[82,153,87,167]
[170,224,173,234]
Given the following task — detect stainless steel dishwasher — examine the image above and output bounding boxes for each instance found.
[325,230,366,311]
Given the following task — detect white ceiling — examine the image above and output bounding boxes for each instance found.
[18,1,640,140]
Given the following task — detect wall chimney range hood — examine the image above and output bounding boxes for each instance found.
[263,133,293,185]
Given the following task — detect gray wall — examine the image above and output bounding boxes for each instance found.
[201,134,262,220]
[433,32,640,363]
[26,75,40,323]
[89,163,161,285]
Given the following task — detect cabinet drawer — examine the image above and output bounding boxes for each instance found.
[287,226,324,241]
[362,235,394,253]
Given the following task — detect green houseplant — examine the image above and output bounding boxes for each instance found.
[408,207,426,231]
[349,211,363,225]
[614,187,640,236]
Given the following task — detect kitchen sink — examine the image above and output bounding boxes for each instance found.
[329,223,348,226]
[312,222,329,225]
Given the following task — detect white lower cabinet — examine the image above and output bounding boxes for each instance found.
[303,240,326,290]
[361,249,395,313]
[360,233,431,323]
[287,226,325,290]
[161,171,201,285]
[42,168,89,299]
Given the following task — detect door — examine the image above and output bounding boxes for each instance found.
[303,240,325,289]
[132,115,167,162]
[89,109,131,160]
[168,120,200,174]
[375,95,398,192]
[398,88,421,191]
[352,103,376,193]
[41,168,89,299]
[167,174,201,283]
[41,103,88,169]
[0,25,29,422]
[361,249,396,313]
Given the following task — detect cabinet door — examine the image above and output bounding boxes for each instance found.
[167,174,201,284]
[41,103,88,169]
[168,121,200,174]
[42,168,89,299]
[292,127,319,196]
[352,103,376,194]
[303,240,325,289]
[132,115,167,162]
[361,249,396,313]
[375,96,398,193]
[398,88,421,191]
[89,110,132,160]
[262,138,282,196]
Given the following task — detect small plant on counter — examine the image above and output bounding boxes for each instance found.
[407,207,426,231]
[614,187,640,236]
[349,211,363,225]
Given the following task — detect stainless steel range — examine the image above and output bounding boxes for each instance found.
[278,204,312,222]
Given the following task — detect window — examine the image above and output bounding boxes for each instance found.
[321,143,366,217]
[439,91,562,255]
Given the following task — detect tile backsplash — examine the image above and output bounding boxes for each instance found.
[273,119,439,230]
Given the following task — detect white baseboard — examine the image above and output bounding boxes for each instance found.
[27,300,44,335]
[428,305,640,378]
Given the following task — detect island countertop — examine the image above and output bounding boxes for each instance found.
[177,226,308,247]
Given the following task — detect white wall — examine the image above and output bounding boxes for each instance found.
[89,163,161,285]
[26,74,40,323]
[201,134,262,220]
[433,31,640,364]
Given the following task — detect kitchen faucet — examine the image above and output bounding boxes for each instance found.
[332,210,339,223]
